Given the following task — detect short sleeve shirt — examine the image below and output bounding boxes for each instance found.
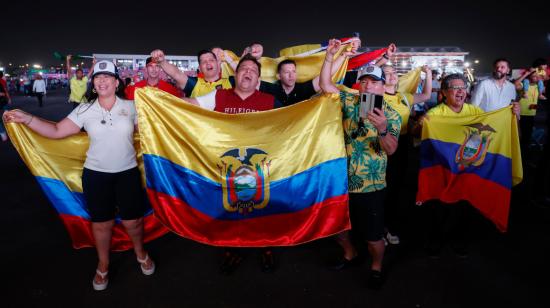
[195,89,281,114]
[519,84,539,116]
[183,76,233,98]
[340,89,402,193]
[126,79,182,100]
[427,103,485,117]
[69,76,89,103]
[259,80,317,106]
[384,92,412,135]
[67,97,138,173]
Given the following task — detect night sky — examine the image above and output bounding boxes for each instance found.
[2,0,549,74]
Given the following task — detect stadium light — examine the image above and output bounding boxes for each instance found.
[464,62,471,68]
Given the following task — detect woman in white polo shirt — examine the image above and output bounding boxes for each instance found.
[3,60,155,291]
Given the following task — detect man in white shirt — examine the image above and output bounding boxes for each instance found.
[32,75,47,107]
[471,58,517,113]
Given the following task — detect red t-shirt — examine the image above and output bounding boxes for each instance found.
[126,79,182,100]
[214,89,278,114]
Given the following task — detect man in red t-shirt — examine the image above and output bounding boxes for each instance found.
[183,54,281,274]
[125,57,182,100]
[185,54,281,113]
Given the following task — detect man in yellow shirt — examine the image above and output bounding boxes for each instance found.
[66,55,95,108]
[515,69,540,154]
[150,49,232,98]
[419,74,518,258]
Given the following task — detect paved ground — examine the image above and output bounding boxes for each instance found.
[1,89,549,308]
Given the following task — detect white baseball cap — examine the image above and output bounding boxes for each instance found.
[92,60,118,78]
[357,65,385,83]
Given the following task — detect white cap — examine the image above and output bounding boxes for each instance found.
[92,60,118,78]
[357,65,385,82]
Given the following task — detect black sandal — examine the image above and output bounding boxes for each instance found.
[219,250,243,275]
[260,249,277,273]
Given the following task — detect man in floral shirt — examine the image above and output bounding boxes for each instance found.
[319,39,401,289]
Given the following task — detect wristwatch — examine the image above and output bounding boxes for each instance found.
[382,53,389,60]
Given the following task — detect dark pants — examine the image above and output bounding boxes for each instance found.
[519,115,535,156]
[35,92,44,107]
[427,200,471,251]
[384,134,409,236]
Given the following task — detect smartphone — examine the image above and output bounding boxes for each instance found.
[360,93,383,117]
[373,95,383,111]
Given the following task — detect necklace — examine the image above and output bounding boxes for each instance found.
[100,106,107,124]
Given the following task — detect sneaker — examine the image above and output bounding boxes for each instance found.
[386,232,400,245]
[367,270,384,289]
[0,132,7,142]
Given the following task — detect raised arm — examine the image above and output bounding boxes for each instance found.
[319,39,341,94]
[150,49,189,89]
[312,38,360,92]
[3,110,81,139]
[412,65,433,103]
[86,57,97,79]
[375,43,396,67]
[66,55,72,80]
[514,68,534,90]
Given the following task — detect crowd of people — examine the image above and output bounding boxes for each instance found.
[2,38,549,291]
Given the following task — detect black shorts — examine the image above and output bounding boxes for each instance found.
[349,189,386,242]
[82,167,147,222]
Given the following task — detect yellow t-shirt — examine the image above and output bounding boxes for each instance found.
[520,84,539,116]
[69,76,88,103]
[384,92,412,135]
[427,103,484,117]
[189,77,233,98]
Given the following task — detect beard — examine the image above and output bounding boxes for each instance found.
[492,71,506,80]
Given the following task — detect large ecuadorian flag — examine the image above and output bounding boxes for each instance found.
[135,88,350,247]
[5,122,169,251]
[416,107,523,232]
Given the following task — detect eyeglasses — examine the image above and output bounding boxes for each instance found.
[447,85,467,90]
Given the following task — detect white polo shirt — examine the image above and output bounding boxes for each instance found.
[67,97,138,173]
[471,78,516,112]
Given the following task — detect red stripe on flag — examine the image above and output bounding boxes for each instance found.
[417,165,510,232]
[59,214,169,251]
[347,48,388,71]
[147,189,350,247]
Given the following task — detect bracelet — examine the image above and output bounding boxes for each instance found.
[26,115,34,126]
[379,129,388,137]
[382,53,389,60]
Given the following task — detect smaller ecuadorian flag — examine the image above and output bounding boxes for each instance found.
[135,88,350,247]
[5,120,168,251]
[416,106,522,231]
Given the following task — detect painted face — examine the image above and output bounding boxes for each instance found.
[236,60,260,92]
[277,63,296,88]
[359,76,385,95]
[199,52,220,80]
[93,74,118,97]
[443,78,467,107]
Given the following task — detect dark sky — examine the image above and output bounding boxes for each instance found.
[2,0,549,74]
